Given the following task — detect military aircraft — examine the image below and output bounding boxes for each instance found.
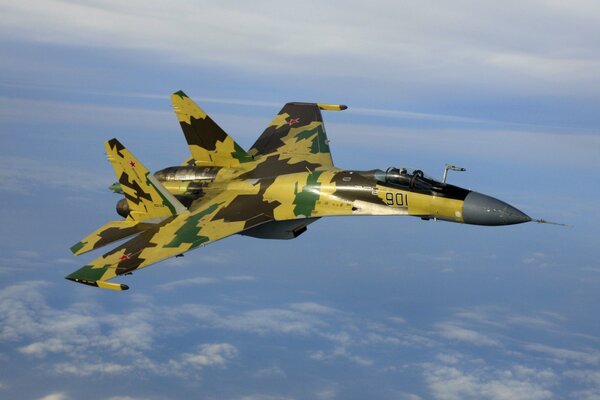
[67,91,546,290]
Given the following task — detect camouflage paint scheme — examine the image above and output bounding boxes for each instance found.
[67,91,531,290]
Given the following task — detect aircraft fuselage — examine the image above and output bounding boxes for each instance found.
[143,165,531,228]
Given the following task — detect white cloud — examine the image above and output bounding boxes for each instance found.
[156,276,219,291]
[452,307,565,332]
[423,364,554,400]
[225,275,256,282]
[0,251,50,273]
[237,395,295,400]
[436,322,499,347]
[0,96,171,131]
[3,280,598,398]
[253,366,286,379]
[506,315,556,329]
[54,362,132,376]
[0,155,108,194]
[522,252,549,268]
[513,365,557,382]
[437,353,461,365]
[398,394,423,400]
[0,281,55,341]
[388,316,407,324]
[289,302,338,315]
[525,343,600,365]
[569,389,600,400]
[39,393,69,400]
[19,338,70,357]
[0,281,160,375]
[564,369,600,385]
[309,345,373,367]
[315,387,337,400]
[179,343,238,368]
[2,281,401,383]
[164,253,234,267]
[329,122,600,167]
[408,250,460,263]
[218,308,327,335]
[105,397,148,400]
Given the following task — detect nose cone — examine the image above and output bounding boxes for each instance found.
[462,192,531,226]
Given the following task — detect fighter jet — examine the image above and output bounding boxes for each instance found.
[67,91,547,290]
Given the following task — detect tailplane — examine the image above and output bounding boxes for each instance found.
[70,220,155,256]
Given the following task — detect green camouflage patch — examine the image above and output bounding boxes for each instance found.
[293,171,323,217]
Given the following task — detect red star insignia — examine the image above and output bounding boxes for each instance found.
[119,253,131,261]
[129,161,136,168]
[287,118,300,126]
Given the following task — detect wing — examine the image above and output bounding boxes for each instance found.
[171,91,253,167]
[249,102,346,170]
[66,187,275,290]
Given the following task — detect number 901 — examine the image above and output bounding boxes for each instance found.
[385,192,408,207]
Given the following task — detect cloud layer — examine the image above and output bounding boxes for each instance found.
[2,1,600,96]
[1,281,599,399]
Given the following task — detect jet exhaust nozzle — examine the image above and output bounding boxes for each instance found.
[116,198,130,218]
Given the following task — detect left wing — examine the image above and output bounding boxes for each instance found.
[66,187,275,290]
[249,102,346,170]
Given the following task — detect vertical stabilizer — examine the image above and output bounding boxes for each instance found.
[105,138,187,221]
[171,91,253,166]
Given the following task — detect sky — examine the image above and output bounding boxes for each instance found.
[0,1,599,399]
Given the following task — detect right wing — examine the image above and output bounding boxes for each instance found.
[66,184,275,290]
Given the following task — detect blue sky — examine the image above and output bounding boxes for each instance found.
[1,1,599,399]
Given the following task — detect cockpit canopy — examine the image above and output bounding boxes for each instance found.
[375,167,443,191]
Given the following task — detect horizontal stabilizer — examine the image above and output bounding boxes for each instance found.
[70,220,158,256]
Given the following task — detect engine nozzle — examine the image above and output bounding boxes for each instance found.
[116,198,130,218]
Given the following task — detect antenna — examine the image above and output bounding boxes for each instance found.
[531,218,568,227]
